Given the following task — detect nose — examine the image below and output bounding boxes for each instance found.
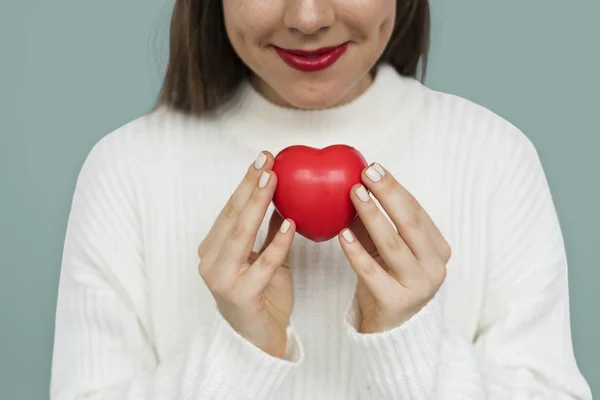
[284,0,335,36]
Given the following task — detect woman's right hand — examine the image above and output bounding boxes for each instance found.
[197,151,296,359]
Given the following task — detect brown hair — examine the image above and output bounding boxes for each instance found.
[155,0,430,115]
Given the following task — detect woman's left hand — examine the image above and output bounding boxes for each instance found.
[339,163,451,334]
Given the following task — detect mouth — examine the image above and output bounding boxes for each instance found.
[273,42,349,72]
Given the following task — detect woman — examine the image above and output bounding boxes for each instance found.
[50,0,592,399]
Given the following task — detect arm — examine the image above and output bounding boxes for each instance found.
[50,135,303,400]
[343,131,591,399]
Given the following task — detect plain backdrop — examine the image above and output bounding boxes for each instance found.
[1,0,598,398]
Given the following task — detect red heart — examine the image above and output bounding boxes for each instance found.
[272,145,368,242]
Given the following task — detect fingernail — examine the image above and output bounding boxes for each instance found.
[254,152,267,169]
[373,163,385,177]
[342,229,354,243]
[355,185,370,202]
[280,219,291,234]
[259,171,270,188]
[365,166,381,183]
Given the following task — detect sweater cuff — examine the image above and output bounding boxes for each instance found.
[203,311,304,398]
[344,294,443,396]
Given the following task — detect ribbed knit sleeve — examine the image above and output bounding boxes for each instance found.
[344,127,592,399]
[50,131,303,400]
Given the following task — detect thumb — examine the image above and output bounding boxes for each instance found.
[258,210,284,252]
[347,216,389,272]
[252,210,290,265]
[348,216,377,256]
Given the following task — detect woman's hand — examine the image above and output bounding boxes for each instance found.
[197,152,296,358]
[339,163,451,334]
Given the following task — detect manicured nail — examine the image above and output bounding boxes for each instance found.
[280,219,291,234]
[259,171,270,188]
[342,229,354,243]
[355,185,370,202]
[254,152,267,169]
[365,166,381,183]
[373,163,385,177]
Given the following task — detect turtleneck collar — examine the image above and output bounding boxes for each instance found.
[215,64,427,155]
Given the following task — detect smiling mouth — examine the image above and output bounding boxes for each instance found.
[282,44,347,57]
[273,43,350,72]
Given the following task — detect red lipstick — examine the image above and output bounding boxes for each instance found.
[274,43,349,72]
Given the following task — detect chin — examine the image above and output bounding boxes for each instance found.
[281,80,350,110]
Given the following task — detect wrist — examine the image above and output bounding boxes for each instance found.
[257,328,288,359]
[360,304,427,334]
[235,317,290,359]
[204,311,303,398]
[250,322,301,362]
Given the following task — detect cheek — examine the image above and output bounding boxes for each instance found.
[222,0,283,47]
[340,0,396,40]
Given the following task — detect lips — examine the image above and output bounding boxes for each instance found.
[274,42,349,72]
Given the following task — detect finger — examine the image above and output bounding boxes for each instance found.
[338,228,403,303]
[216,170,278,270]
[348,217,378,256]
[249,211,289,275]
[361,163,442,264]
[200,151,274,260]
[350,184,426,287]
[240,219,296,297]
[259,210,285,254]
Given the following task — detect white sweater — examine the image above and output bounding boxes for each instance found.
[50,64,592,400]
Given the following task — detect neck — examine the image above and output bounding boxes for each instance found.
[250,72,374,110]
[215,64,427,155]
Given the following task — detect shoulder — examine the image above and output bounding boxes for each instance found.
[87,105,207,161]
[419,84,540,168]
[78,105,219,183]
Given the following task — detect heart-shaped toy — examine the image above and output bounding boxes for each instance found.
[272,144,368,242]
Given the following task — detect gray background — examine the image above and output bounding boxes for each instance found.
[1,0,598,398]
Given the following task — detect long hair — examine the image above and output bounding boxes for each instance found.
[156,0,430,115]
